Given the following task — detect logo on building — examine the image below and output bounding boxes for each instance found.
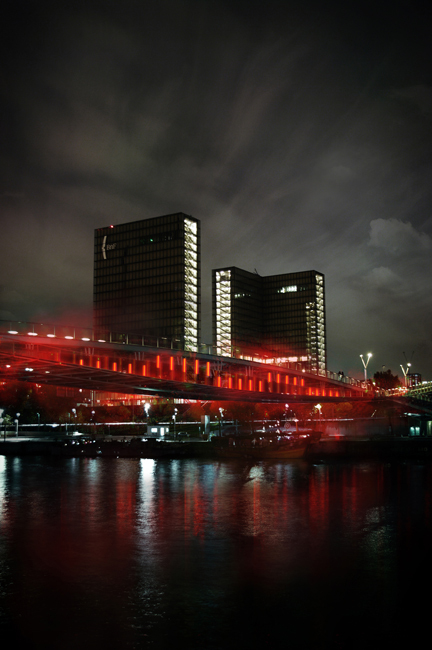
[102,236,116,259]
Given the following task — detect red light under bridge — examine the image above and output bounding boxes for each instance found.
[0,327,366,403]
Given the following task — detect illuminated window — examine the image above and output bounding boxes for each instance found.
[184,218,199,352]
[215,270,232,356]
[277,285,297,293]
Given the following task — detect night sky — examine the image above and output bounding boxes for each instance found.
[1,0,431,380]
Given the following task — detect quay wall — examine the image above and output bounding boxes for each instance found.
[2,436,432,460]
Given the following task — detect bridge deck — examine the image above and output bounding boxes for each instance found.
[0,329,365,402]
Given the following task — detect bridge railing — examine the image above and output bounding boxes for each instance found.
[0,320,364,388]
[406,382,432,399]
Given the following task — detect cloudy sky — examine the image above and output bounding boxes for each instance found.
[1,0,431,380]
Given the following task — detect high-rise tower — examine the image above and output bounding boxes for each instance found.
[94,213,200,351]
[212,267,326,373]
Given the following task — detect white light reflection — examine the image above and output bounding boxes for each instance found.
[137,459,156,541]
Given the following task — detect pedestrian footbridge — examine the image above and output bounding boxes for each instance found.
[0,321,366,403]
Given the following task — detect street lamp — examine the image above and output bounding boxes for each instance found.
[400,363,411,388]
[219,407,224,437]
[172,408,178,438]
[15,412,20,437]
[360,353,372,383]
[144,402,151,435]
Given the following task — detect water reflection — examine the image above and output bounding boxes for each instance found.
[1,457,432,648]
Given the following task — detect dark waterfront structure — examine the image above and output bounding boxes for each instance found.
[94,213,200,351]
[213,267,326,372]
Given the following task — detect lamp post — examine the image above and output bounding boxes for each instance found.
[219,407,224,437]
[15,412,20,437]
[400,363,411,388]
[360,353,372,384]
[37,412,40,436]
[172,408,178,439]
[315,403,322,431]
[144,402,150,435]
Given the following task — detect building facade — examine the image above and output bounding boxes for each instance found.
[94,213,200,351]
[213,267,326,373]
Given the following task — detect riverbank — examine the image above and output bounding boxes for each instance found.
[0,437,212,459]
[307,436,432,460]
[2,436,432,459]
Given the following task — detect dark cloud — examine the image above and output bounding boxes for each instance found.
[1,0,432,379]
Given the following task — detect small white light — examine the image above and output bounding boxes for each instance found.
[65,336,73,339]
[28,332,38,336]
[47,334,56,338]
[8,330,18,334]
[82,338,90,341]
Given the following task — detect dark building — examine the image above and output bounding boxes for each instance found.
[407,372,422,387]
[213,267,326,373]
[94,213,200,351]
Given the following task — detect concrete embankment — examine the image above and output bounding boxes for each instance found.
[307,437,432,460]
[0,438,216,459]
[2,437,432,460]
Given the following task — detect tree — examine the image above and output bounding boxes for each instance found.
[373,369,401,390]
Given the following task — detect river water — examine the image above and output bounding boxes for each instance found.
[0,455,431,649]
